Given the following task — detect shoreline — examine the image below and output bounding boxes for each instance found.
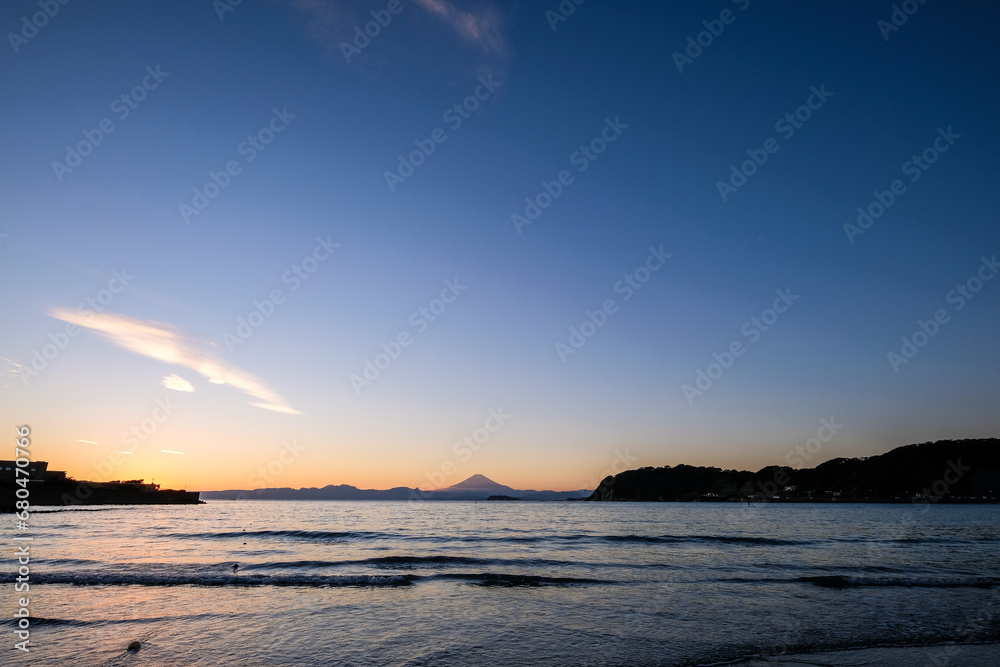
[723,641,1000,666]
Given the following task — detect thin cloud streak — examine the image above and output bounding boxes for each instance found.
[277,0,345,49]
[48,309,301,415]
[277,0,506,57]
[412,0,505,54]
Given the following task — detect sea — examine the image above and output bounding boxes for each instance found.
[4,500,999,666]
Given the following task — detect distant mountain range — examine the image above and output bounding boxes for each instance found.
[200,474,591,501]
[588,438,1000,502]
[202,439,1000,503]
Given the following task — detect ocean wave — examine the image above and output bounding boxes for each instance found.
[248,555,492,569]
[888,536,1000,544]
[26,568,610,589]
[33,571,418,588]
[439,533,813,546]
[603,534,807,546]
[140,529,1000,550]
[0,617,91,627]
[598,534,995,546]
[796,575,1000,589]
[715,574,1000,589]
[809,535,1000,546]
[428,572,611,587]
[31,557,101,566]
[30,506,141,512]
[163,529,808,545]
[1,612,243,628]
[169,529,398,541]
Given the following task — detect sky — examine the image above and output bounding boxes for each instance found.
[1,0,998,493]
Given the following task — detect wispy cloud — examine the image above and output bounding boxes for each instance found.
[48,309,301,415]
[1,357,21,389]
[162,374,195,392]
[412,0,505,54]
[277,0,506,58]
[277,0,345,49]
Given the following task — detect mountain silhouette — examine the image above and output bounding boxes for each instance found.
[588,438,1000,502]
[443,474,516,493]
[199,473,592,501]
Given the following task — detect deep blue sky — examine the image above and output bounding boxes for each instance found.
[1,0,998,490]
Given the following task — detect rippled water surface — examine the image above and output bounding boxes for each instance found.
[4,501,999,665]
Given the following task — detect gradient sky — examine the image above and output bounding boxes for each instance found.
[1,1,998,492]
